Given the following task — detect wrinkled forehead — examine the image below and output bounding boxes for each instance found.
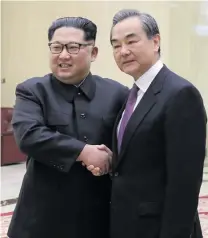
[51,27,85,43]
[111,17,144,42]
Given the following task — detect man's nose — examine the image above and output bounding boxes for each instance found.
[120,45,130,56]
[59,47,70,59]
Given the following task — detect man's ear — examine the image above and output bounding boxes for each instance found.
[91,46,98,62]
[153,34,160,53]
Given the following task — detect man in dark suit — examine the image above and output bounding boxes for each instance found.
[7,17,128,238]
[92,9,206,238]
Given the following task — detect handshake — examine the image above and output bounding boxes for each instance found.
[77,144,112,176]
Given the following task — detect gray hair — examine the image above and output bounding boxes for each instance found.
[111,9,161,54]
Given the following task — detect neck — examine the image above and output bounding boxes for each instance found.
[133,57,160,80]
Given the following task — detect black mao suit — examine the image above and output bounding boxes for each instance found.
[8,72,128,238]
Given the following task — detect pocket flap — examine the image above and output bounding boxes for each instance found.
[47,112,69,126]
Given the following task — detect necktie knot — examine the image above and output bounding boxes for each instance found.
[128,83,139,103]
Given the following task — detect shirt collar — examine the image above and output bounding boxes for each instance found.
[74,77,86,88]
[135,60,163,93]
[79,72,95,101]
[51,72,95,102]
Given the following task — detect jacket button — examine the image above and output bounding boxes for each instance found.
[80,113,86,119]
[83,136,88,142]
[114,172,119,177]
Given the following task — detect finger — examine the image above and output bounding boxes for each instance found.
[108,155,112,166]
[101,145,113,157]
[96,166,106,176]
[96,144,107,150]
[105,162,109,174]
[87,165,95,171]
[94,167,101,173]
[91,167,101,176]
[92,171,100,176]
[103,165,108,174]
[96,144,113,158]
[95,167,103,176]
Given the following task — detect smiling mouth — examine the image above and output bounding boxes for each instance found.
[59,63,72,68]
[123,60,134,65]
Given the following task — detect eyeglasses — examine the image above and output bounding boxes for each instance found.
[48,42,93,54]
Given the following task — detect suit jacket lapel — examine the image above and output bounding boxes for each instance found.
[115,65,169,168]
[118,88,156,161]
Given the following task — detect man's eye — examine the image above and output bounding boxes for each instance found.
[113,45,121,49]
[69,46,79,50]
[128,41,137,44]
[52,45,62,50]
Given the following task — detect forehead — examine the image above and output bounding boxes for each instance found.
[111,16,144,41]
[51,27,85,43]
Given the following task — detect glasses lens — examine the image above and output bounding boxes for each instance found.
[66,43,80,54]
[50,44,62,53]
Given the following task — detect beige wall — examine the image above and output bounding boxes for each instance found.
[1,1,172,106]
[1,1,208,137]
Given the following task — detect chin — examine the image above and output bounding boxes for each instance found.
[122,68,135,77]
[57,72,72,79]
[54,74,72,83]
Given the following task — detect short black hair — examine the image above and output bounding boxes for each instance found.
[48,17,97,42]
[111,9,161,54]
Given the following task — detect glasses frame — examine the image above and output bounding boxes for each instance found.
[48,41,94,54]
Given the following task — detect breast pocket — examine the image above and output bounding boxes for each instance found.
[46,112,70,134]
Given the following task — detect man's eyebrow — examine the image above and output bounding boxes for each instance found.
[49,41,62,44]
[125,33,138,39]
[49,41,80,45]
[111,33,138,43]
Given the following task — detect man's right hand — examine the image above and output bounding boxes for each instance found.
[77,145,111,174]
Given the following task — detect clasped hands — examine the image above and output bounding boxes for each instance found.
[77,144,112,176]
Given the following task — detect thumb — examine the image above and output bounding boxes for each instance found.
[96,144,107,150]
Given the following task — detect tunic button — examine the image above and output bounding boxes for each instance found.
[80,113,86,119]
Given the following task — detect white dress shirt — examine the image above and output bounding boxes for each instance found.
[117,60,163,134]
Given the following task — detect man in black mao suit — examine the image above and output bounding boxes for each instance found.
[7,17,128,238]
[108,9,206,238]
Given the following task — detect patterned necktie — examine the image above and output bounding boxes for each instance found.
[117,83,139,152]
